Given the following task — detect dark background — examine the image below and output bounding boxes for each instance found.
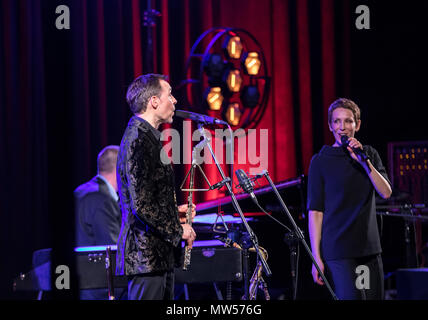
[1,0,427,299]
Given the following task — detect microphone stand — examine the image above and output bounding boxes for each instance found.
[261,170,338,300]
[195,123,271,300]
[284,231,299,300]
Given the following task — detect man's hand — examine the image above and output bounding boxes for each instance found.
[181,223,196,247]
[178,203,196,223]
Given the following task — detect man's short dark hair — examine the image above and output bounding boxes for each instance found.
[126,74,168,114]
[328,98,361,124]
[97,145,119,174]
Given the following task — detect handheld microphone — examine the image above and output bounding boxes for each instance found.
[175,110,228,126]
[235,169,257,201]
[340,135,369,161]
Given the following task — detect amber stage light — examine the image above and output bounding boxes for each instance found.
[243,52,261,75]
[226,69,243,93]
[225,103,242,125]
[206,87,224,111]
[225,36,243,59]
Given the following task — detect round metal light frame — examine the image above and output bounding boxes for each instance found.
[181,27,270,129]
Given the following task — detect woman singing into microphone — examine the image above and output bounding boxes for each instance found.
[307,98,392,300]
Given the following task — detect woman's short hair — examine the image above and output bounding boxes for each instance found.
[328,98,361,124]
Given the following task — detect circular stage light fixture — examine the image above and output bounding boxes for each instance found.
[182,27,270,129]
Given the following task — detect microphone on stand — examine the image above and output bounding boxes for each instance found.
[235,169,257,202]
[175,110,228,126]
[235,169,293,233]
[340,135,369,161]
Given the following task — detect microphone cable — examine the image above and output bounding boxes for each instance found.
[251,197,293,233]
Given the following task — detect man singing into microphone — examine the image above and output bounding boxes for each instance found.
[116,74,196,300]
[307,98,392,300]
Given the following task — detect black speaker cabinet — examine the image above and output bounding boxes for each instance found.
[175,247,242,284]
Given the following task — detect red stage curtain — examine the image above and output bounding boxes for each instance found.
[152,0,338,203]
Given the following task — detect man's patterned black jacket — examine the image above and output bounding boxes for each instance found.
[115,116,183,276]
